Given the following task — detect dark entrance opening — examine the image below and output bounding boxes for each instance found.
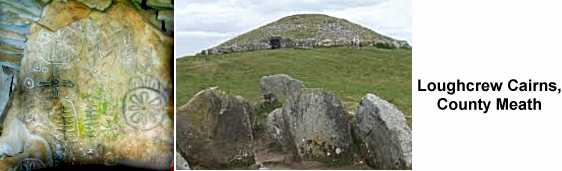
[270,37,281,49]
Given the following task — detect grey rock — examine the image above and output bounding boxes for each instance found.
[319,39,334,47]
[260,74,304,104]
[0,44,24,57]
[267,88,353,163]
[131,0,173,36]
[147,0,173,8]
[0,1,174,169]
[176,153,191,170]
[0,0,44,55]
[132,0,173,9]
[0,0,43,19]
[156,9,173,34]
[77,0,112,11]
[396,40,412,49]
[0,28,26,44]
[265,108,290,150]
[177,87,255,169]
[0,62,17,121]
[157,9,173,21]
[0,28,27,51]
[354,93,412,169]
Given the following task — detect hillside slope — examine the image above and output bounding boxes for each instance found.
[200,14,410,55]
[177,47,411,125]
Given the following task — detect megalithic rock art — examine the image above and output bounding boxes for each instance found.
[0,0,173,170]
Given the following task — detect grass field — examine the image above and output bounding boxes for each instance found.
[176,47,411,125]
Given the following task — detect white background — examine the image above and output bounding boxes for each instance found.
[414,0,562,170]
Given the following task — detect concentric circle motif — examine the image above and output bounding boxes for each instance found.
[24,77,34,89]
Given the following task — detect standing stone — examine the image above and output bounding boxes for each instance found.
[267,88,353,163]
[260,74,304,104]
[177,87,255,169]
[354,93,412,169]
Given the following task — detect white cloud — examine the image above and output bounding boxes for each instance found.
[175,0,411,57]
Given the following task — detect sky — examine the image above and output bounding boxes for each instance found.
[175,0,411,57]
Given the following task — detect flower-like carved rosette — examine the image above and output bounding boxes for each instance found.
[123,87,165,130]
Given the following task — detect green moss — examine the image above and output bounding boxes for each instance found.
[253,99,283,132]
[80,86,114,139]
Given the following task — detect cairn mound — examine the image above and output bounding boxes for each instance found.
[202,14,410,55]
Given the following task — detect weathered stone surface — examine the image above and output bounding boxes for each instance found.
[157,10,173,21]
[0,62,17,121]
[38,0,91,31]
[0,0,44,58]
[354,93,412,169]
[147,0,173,8]
[260,74,304,104]
[176,152,190,170]
[177,87,255,169]
[0,119,52,169]
[132,0,172,9]
[77,0,112,11]
[157,9,173,35]
[267,88,353,163]
[131,0,173,35]
[265,108,290,150]
[0,28,27,43]
[0,1,173,170]
[0,0,43,19]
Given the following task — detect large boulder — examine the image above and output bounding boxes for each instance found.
[0,1,174,169]
[267,88,353,163]
[260,74,304,104]
[354,93,412,169]
[177,87,255,169]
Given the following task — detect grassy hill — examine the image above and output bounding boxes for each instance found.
[219,14,399,47]
[202,14,410,55]
[177,47,411,125]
